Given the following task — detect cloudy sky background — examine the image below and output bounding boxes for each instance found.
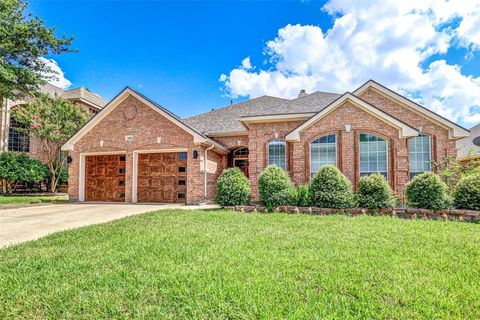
[34,0,480,127]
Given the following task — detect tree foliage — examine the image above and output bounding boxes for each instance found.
[0,152,47,192]
[0,0,74,99]
[11,94,87,192]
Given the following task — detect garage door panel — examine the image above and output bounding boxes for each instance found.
[137,152,187,203]
[85,154,126,202]
[151,177,163,188]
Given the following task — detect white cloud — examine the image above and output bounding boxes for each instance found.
[241,57,253,70]
[220,0,480,125]
[40,57,72,89]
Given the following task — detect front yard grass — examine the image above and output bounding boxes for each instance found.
[0,209,479,319]
[0,194,68,205]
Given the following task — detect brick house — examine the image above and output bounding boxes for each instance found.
[1,83,106,163]
[61,80,469,204]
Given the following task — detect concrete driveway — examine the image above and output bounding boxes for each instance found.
[0,203,219,247]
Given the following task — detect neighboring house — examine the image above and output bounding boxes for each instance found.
[61,80,470,204]
[0,83,107,163]
[456,123,480,161]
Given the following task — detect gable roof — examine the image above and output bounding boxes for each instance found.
[285,93,419,142]
[354,80,470,139]
[61,87,227,153]
[183,91,340,135]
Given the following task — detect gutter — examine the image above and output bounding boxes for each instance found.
[204,143,215,200]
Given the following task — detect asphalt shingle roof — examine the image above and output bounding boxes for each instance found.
[183,91,340,134]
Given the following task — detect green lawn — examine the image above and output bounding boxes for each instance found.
[1,210,479,319]
[0,195,68,205]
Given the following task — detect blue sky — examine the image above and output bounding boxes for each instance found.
[31,0,332,116]
[31,0,480,126]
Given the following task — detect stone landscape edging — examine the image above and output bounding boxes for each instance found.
[223,205,480,222]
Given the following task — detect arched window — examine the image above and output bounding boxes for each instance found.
[268,140,286,170]
[408,134,431,179]
[8,114,29,152]
[233,147,249,157]
[310,134,336,177]
[359,133,388,178]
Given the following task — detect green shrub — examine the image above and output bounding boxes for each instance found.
[405,172,450,210]
[0,152,48,192]
[453,173,480,210]
[258,165,294,208]
[356,173,396,209]
[310,165,355,208]
[215,168,250,206]
[291,183,311,207]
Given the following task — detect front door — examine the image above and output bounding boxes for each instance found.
[233,159,249,177]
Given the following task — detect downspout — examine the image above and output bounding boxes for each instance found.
[204,143,215,201]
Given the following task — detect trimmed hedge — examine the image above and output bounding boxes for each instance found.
[258,165,294,208]
[356,173,396,209]
[310,165,355,208]
[405,172,450,210]
[453,173,480,210]
[215,168,250,206]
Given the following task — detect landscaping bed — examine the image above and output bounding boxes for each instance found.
[226,205,480,222]
[0,209,479,319]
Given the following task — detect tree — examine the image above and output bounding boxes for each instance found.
[11,94,87,192]
[0,0,74,100]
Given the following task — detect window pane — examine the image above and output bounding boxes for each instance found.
[408,134,431,179]
[310,134,336,177]
[268,140,286,170]
[359,133,388,178]
[8,116,30,152]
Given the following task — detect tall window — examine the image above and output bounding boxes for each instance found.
[359,133,388,178]
[409,134,431,179]
[8,116,30,152]
[268,140,286,170]
[310,134,336,177]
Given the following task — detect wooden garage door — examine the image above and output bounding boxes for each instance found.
[85,154,126,202]
[137,152,187,203]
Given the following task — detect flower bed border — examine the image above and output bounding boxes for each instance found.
[223,205,480,222]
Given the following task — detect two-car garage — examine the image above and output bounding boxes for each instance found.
[84,151,188,203]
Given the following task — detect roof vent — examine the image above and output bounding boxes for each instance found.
[298,89,307,98]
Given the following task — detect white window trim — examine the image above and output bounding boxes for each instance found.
[267,140,287,170]
[309,134,338,178]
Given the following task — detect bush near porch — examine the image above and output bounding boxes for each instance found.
[1,209,479,319]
